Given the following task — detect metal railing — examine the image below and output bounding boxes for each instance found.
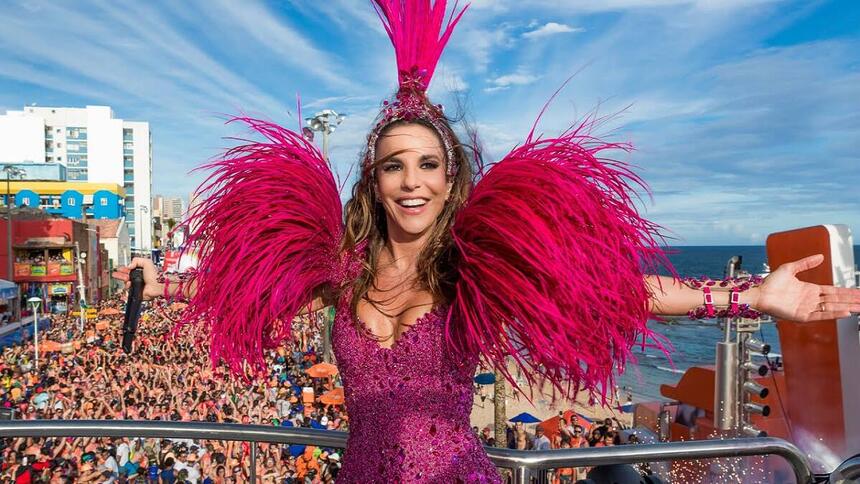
[0,420,813,483]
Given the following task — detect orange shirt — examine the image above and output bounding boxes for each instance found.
[295,447,319,478]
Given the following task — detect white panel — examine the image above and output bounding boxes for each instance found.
[86,108,123,184]
[0,112,45,163]
[823,224,856,288]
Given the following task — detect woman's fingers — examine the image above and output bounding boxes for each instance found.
[817,302,860,313]
[820,285,860,295]
[111,271,129,281]
[820,296,860,304]
[809,310,851,321]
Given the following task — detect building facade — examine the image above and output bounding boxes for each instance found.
[0,209,106,313]
[0,105,153,250]
[164,196,183,221]
[151,194,185,248]
[3,181,125,220]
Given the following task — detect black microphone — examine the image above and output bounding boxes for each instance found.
[122,268,145,354]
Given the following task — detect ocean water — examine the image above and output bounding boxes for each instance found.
[617,245,860,401]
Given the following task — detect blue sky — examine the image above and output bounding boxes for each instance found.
[1,0,858,245]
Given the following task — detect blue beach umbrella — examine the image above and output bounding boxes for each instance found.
[509,412,541,424]
[473,373,496,385]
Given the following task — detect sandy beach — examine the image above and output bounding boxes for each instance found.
[470,361,633,431]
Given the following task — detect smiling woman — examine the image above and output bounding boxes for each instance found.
[343,118,473,341]
[110,0,860,482]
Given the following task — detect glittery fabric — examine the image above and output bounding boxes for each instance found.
[332,303,503,483]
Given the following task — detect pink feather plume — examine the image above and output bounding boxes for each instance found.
[372,0,469,90]
[448,118,674,405]
[181,117,343,376]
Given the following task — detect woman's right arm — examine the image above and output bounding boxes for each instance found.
[113,257,330,313]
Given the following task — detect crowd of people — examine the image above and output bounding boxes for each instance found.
[471,415,641,483]
[14,253,70,265]
[0,299,346,483]
[0,295,653,483]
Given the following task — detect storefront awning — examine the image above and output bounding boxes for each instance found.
[0,280,18,299]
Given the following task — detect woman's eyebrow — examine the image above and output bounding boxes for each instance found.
[420,154,441,162]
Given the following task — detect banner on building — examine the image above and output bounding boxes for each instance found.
[162,249,198,273]
[49,283,70,295]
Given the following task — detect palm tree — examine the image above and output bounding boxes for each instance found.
[494,368,507,448]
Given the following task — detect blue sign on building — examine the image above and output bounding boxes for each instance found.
[59,190,84,219]
[14,190,39,208]
[92,190,123,219]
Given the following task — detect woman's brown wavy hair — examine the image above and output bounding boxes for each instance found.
[341,115,473,317]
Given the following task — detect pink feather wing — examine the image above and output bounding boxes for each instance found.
[448,121,674,405]
[181,118,343,376]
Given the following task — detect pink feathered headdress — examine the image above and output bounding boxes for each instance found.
[364,0,469,176]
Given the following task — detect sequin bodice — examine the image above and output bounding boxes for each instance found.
[332,304,502,483]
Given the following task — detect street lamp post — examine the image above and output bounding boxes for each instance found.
[74,242,88,333]
[304,109,344,364]
[305,109,345,160]
[27,296,41,370]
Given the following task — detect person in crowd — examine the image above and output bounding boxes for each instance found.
[532,426,551,451]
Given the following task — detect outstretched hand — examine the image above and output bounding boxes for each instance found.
[755,254,860,322]
[111,257,163,301]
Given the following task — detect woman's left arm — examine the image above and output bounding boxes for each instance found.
[648,254,860,322]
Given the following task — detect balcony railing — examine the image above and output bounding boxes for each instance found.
[0,420,814,484]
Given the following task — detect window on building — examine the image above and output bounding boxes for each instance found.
[66,127,87,139]
[56,142,62,148]
[56,157,61,161]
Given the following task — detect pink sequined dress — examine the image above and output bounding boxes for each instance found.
[332,302,503,483]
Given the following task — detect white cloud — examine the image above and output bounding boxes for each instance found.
[204,0,354,91]
[523,22,584,39]
[430,64,470,96]
[451,25,516,73]
[489,72,541,88]
[518,0,778,12]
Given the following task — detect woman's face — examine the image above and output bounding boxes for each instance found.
[374,123,451,242]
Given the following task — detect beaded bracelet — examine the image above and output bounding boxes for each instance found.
[681,275,764,291]
[684,276,764,320]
